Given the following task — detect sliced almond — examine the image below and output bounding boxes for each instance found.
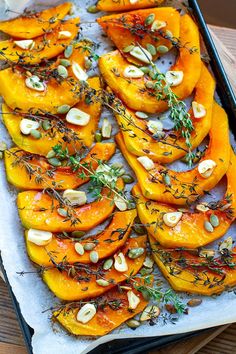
[130,46,152,64]
[151,20,167,32]
[163,212,183,227]
[123,65,144,78]
[66,108,90,126]
[72,62,88,81]
[76,303,96,324]
[20,118,40,135]
[114,252,128,272]
[14,39,35,50]
[192,101,207,119]
[166,71,184,86]
[58,30,72,39]
[127,290,140,310]
[137,156,155,171]
[27,229,52,246]
[63,189,87,206]
[198,159,217,178]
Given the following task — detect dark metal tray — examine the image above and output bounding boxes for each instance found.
[1,0,236,353]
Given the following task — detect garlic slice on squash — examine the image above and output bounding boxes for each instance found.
[66,108,90,126]
[198,159,217,178]
[20,118,40,135]
[166,71,184,86]
[27,229,52,246]
[114,195,128,211]
[25,75,45,91]
[130,46,152,64]
[137,156,155,171]
[63,189,87,206]
[151,20,167,32]
[140,305,160,321]
[76,303,96,324]
[163,212,183,227]
[58,30,72,39]
[127,290,140,310]
[14,39,35,50]
[114,252,128,272]
[147,120,163,134]
[192,101,207,119]
[123,65,144,78]
[72,62,88,81]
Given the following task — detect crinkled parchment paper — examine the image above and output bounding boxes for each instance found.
[0,1,236,353]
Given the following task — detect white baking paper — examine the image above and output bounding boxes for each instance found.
[0,1,236,354]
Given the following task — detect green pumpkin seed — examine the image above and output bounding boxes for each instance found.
[140,66,150,74]
[163,173,171,187]
[57,104,71,114]
[117,168,125,177]
[30,129,41,139]
[95,132,102,142]
[140,267,153,275]
[48,157,62,167]
[96,279,110,287]
[122,174,134,184]
[90,250,99,263]
[57,208,67,217]
[64,45,73,58]
[0,141,7,151]
[210,214,219,227]
[145,80,154,89]
[135,111,148,119]
[57,65,68,79]
[187,298,202,307]
[133,223,146,235]
[85,57,92,69]
[87,5,99,13]
[126,319,141,329]
[84,242,96,251]
[103,258,113,270]
[42,120,51,131]
[59,59,71,67]
[146,43,156,56]
[156,45,169,54]
[71,231,86,238]
[74,242,84,256]
[128,247,145,259]
[123,44,135,53]
[145,13,155,26]
[204,221,214,233]
[46,150,56,159]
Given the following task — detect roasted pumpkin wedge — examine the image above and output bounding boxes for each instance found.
[117,103,230,205]
[17,179,124,232]
[133,149,236,248]
[54,277,151,336]
[150,234,236,295]
[26,210,137,266]
[0,18,79,64]
[5,143,116,190]
[97,7,180,63]
[97,0,164,11]
[2,77,102,154]
[99,14,201,113]
[0,3,72,39]
[43,235,147,300]
[115,64,215,164]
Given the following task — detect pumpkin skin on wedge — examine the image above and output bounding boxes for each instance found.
[116,103,230,205]
[115,64,215,164]
[97,0,164,12]
[54,277,151,336]
[133,150,236,248]
[17,179,124,232]
[0,3,72,39]
[99,14,201,113]
[26,210,137,266]
[0,18,80,64]
[2,77,101,155]
[97,7,180,63]
[43,235,146,300]
[5,143,116,190]
[150,235,236,295]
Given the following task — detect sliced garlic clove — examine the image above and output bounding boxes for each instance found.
[123,65,144,78]
[151,20,167,31]
[130,0,138,3]
[140,305,160,321]
[135,111,148,119]
[25,75,45,92]
[137,156,155,171]
[20,118,40,135]
[66,108,90,126]
[192,101,206,119]
[147,120,163,134]
[14,39,35,50]
[114,252,128,272]
[198,159,217,178]
[114,195,128,211]
[196,203,210,212]
[76,303,96,324]
[27,229,52,246]
[130,46,152,64]
[219,236,233,252]
[58,30,72,39]
[72,62,88,81]
[63,189,87,206]
[143,256,154,268]
[127,290,140,310]
[101,118,112,138]
[163,212,183,227]
[166,70,184,86]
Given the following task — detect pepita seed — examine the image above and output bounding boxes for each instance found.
[90,250,99,263]
[146,43,156,56]
[117,168,125,177]
[64,45,73,58]
[0,141,7,151]
[94,132,102,142]
[42,120,51,131]
[59,59,71,67]
[140,267,153,275]
[122,174,134,184]
[123,44,135,53]
[145,80,154,89]
[145,13,155,26]
[156,45,169,54]
[210,214,219,227]
[71,231,86,238]
[57,65,68,79]
[57,104,71,114]
[204,221,214,233]
[84,242,96,251]
[30,129,41,139]
[85,57,92,69]
[103,258,113,270]
[48,157,62,167]
[135,111,148,119]
[128,247,145,259]
[87,5,99,13]
[46,150,56,159]
[163,173,171,187]
[57,208,67,217]
[126,319,141,329]
[140,66,150,74]
[96,279,110,287]
[74,242,84,256]
[187,298,202,307]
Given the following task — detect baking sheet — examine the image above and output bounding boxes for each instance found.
[0,1,236,354]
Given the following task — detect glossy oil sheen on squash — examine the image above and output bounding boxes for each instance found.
[97,0,164,11]
[99,14,201,113]
[43,235,146,300]
[26,209,137,265]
